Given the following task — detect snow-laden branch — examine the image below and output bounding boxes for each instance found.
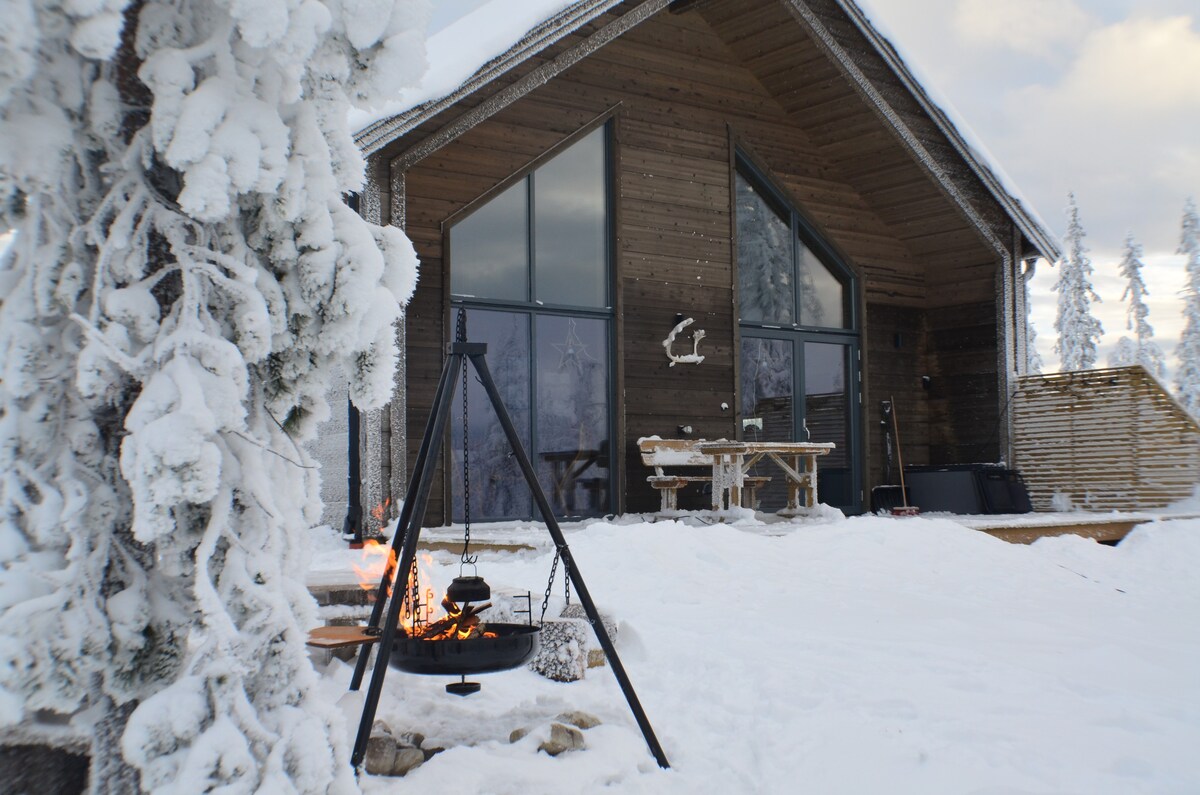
[0,0,430,789]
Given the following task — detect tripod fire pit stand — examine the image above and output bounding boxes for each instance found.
[346,335,670,771]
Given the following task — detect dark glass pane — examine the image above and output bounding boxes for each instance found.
[451,310,531,521]
[535,315,610,516]
[736,173,794,324]
[450,181,528,301]
[741,337,793,440]
[797,239,846,328]
[740,337,793,511]
[804,342,851,507]
[534,128,607,307]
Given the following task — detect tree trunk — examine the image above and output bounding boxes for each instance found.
[89,691,141,794]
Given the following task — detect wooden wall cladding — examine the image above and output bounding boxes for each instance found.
[1012,367,1200,511]
[392,0,1007,521]
[864,303,928,489]
[925,301,1001,464]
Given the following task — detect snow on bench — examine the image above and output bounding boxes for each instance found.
[637,437,769,512]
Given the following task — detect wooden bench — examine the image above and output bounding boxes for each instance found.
[637,438,770,512]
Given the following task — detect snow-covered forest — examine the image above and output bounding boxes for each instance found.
[1046,194,1200,409]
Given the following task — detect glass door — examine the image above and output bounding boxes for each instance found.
[802,340,855,510]
[740,333,860,513]
[735,152,861,514]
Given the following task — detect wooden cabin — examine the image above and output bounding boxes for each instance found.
[338,0,1060,527]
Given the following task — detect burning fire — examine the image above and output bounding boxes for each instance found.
[352,539,397,595]
[416,595,498,641]
[352,542,495,640]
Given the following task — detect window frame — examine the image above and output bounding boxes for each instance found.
[735,153,859,334]
[449,125,613,313]
[734,150,863,513]
[444,121,618,521]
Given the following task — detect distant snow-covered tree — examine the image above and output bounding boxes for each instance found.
[1022,263,1043,373]
[1108,234,1165,378]
[1175,198,1200,415]
[0,0,427,791]
[1053,193,1103,371]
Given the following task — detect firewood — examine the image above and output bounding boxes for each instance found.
[409,600,492,640]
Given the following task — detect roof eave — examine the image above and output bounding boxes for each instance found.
[355,0,625,158]
[355,0,1062,264]
[832,0,1061,262]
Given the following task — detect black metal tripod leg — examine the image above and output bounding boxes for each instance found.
[349,350,460,691]
[468,354,671,769]
[350,354,463,769]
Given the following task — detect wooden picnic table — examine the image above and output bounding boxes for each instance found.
[696,440,835,514]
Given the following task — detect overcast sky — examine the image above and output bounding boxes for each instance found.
[857,0,1200,376]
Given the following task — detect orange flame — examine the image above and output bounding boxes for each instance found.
[352,540,397,595]
[352,545,496,640]
[413,594,498,641]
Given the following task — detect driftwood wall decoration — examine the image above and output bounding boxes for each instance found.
[662,317,705,367]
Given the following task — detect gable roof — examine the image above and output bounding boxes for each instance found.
[355,0,1060,262]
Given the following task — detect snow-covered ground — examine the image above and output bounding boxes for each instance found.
[309,512,1200,794]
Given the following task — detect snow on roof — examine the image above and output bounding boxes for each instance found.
[349,0,584,140]
[352,0,1059,260]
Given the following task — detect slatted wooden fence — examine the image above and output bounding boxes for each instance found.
[1011,366,1200,511]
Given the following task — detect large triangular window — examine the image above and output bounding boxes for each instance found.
[736,168,851,329]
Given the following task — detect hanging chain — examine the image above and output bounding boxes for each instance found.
[563,552,571,606]
[396,556,420,633]
[539,549,560,625]
[457,310,477,568]
[539,544,574,625]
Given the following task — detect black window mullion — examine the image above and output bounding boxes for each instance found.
[527,311,538,502]
[527,174,536,303]
[606,315,616,514]
[791,209,800,332]
[794,337,806,442]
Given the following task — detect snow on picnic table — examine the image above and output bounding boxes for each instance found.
[310,513,1200,794]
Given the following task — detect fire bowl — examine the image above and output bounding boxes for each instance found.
[389,624,540,676]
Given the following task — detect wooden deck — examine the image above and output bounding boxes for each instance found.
[953,512,1173,545]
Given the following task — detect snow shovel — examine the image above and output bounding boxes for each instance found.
[889,396,919,516]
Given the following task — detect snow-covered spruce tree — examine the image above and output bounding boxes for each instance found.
[1176,198,1200,415]
[1107,234,1165,378]
[1022,264,1043,373]
[0,0,426,790]
[1053,193,1103,371]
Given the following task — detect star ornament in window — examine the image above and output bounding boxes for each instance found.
[553,319,598,373]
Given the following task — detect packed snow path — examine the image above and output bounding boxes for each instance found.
[312,514,1200,793]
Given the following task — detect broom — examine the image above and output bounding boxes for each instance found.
[890,395,920,516]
